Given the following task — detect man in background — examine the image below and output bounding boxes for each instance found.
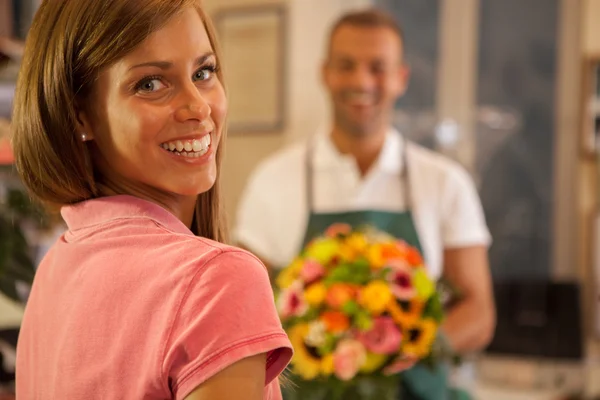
[235,8,495,399]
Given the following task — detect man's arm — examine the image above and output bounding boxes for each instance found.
[440,245,496,353]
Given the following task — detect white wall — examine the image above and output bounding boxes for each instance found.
[583,0,600,55]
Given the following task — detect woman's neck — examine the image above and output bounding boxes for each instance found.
[97,173,197,229]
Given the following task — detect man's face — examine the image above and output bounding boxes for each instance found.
[323,25,409,138]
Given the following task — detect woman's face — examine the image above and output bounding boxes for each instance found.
[80,7,227,201]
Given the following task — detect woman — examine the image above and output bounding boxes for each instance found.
[11,1,292,399]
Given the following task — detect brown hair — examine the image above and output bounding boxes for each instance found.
[11,0,228,242]
[327,8,405,56]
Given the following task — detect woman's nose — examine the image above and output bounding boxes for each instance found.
[174,86,211,123]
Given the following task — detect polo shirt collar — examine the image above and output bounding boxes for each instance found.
[61,195,192,236]
[311,125,404,174]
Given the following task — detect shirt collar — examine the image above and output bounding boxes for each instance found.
[312,126,404,173]
[61,195,192,236]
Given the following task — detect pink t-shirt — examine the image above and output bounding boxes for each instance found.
[16,195,293,399]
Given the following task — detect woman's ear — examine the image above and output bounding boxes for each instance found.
[74,103,95,142]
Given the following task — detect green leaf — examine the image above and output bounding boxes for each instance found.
[422,294,444,322]
[352,257,370,270]
[317,333,337,356]
[303,307,320,321]
[341,300,360,316]
[354,310,374,331]
[413,269,435,300]
[324,264,353,284]
[0,182,54,302]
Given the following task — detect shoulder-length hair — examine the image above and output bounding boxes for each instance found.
[12,0,228,242]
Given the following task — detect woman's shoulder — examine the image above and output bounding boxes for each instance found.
[162,235,269,282]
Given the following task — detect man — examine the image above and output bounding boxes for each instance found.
[235,8,495,399]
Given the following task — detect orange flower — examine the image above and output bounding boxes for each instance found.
[320,311,350,333]
[387,299,425,327]
[381,242,406,260]
[406,247,423,267]
[326,283,357,309]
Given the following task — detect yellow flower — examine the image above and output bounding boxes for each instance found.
[276,258,303,289]
[289,324,322,380]
[339,233,368,261]
[347,233,368,251]
[321,354,335,376]
[338,245,355,262]
[367,244,386,269]
[360,352,389,374]
[358,281,393,315]
[401,319,437,358]
[387,299,425,327]
[304,282,327,306]
[305,238,340,265]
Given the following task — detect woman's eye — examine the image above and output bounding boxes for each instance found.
[136,78,165,92]
[194,67,215,81]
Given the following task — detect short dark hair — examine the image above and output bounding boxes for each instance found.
[327,8,405,53]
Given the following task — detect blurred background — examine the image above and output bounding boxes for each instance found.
[1,0,600,399]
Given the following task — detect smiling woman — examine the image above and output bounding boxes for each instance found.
[10,1,292,399]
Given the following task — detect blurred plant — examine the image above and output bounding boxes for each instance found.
[0,166,49,303]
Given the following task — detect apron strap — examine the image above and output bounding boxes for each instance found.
[304,133,413,214]
[400,135,412,210]
[304,139,316,213]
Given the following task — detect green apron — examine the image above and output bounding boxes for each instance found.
[297,137,454,400]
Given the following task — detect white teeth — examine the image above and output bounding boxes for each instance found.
[346,92,374,106]
[161,135,212,155]
[192,139,202,152]
[201,135,211,148]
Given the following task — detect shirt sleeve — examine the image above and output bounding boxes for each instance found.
[233,165,282,266]
[440,165,492,248]
[163,249,293,399]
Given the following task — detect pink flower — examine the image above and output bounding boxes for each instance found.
[386,261,416,300]
[277,281,308,319]
[383,355,417,375]
[325,223,352,238]
[387,259,410,270]
[357,316,402,355]
[300,260,325,284]
[333,339,367,381]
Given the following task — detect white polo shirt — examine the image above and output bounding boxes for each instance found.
[234,128,491,280]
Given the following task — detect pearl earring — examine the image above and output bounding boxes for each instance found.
[81,133,88,142]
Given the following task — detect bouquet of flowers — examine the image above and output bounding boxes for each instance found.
[276,224,445,399]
